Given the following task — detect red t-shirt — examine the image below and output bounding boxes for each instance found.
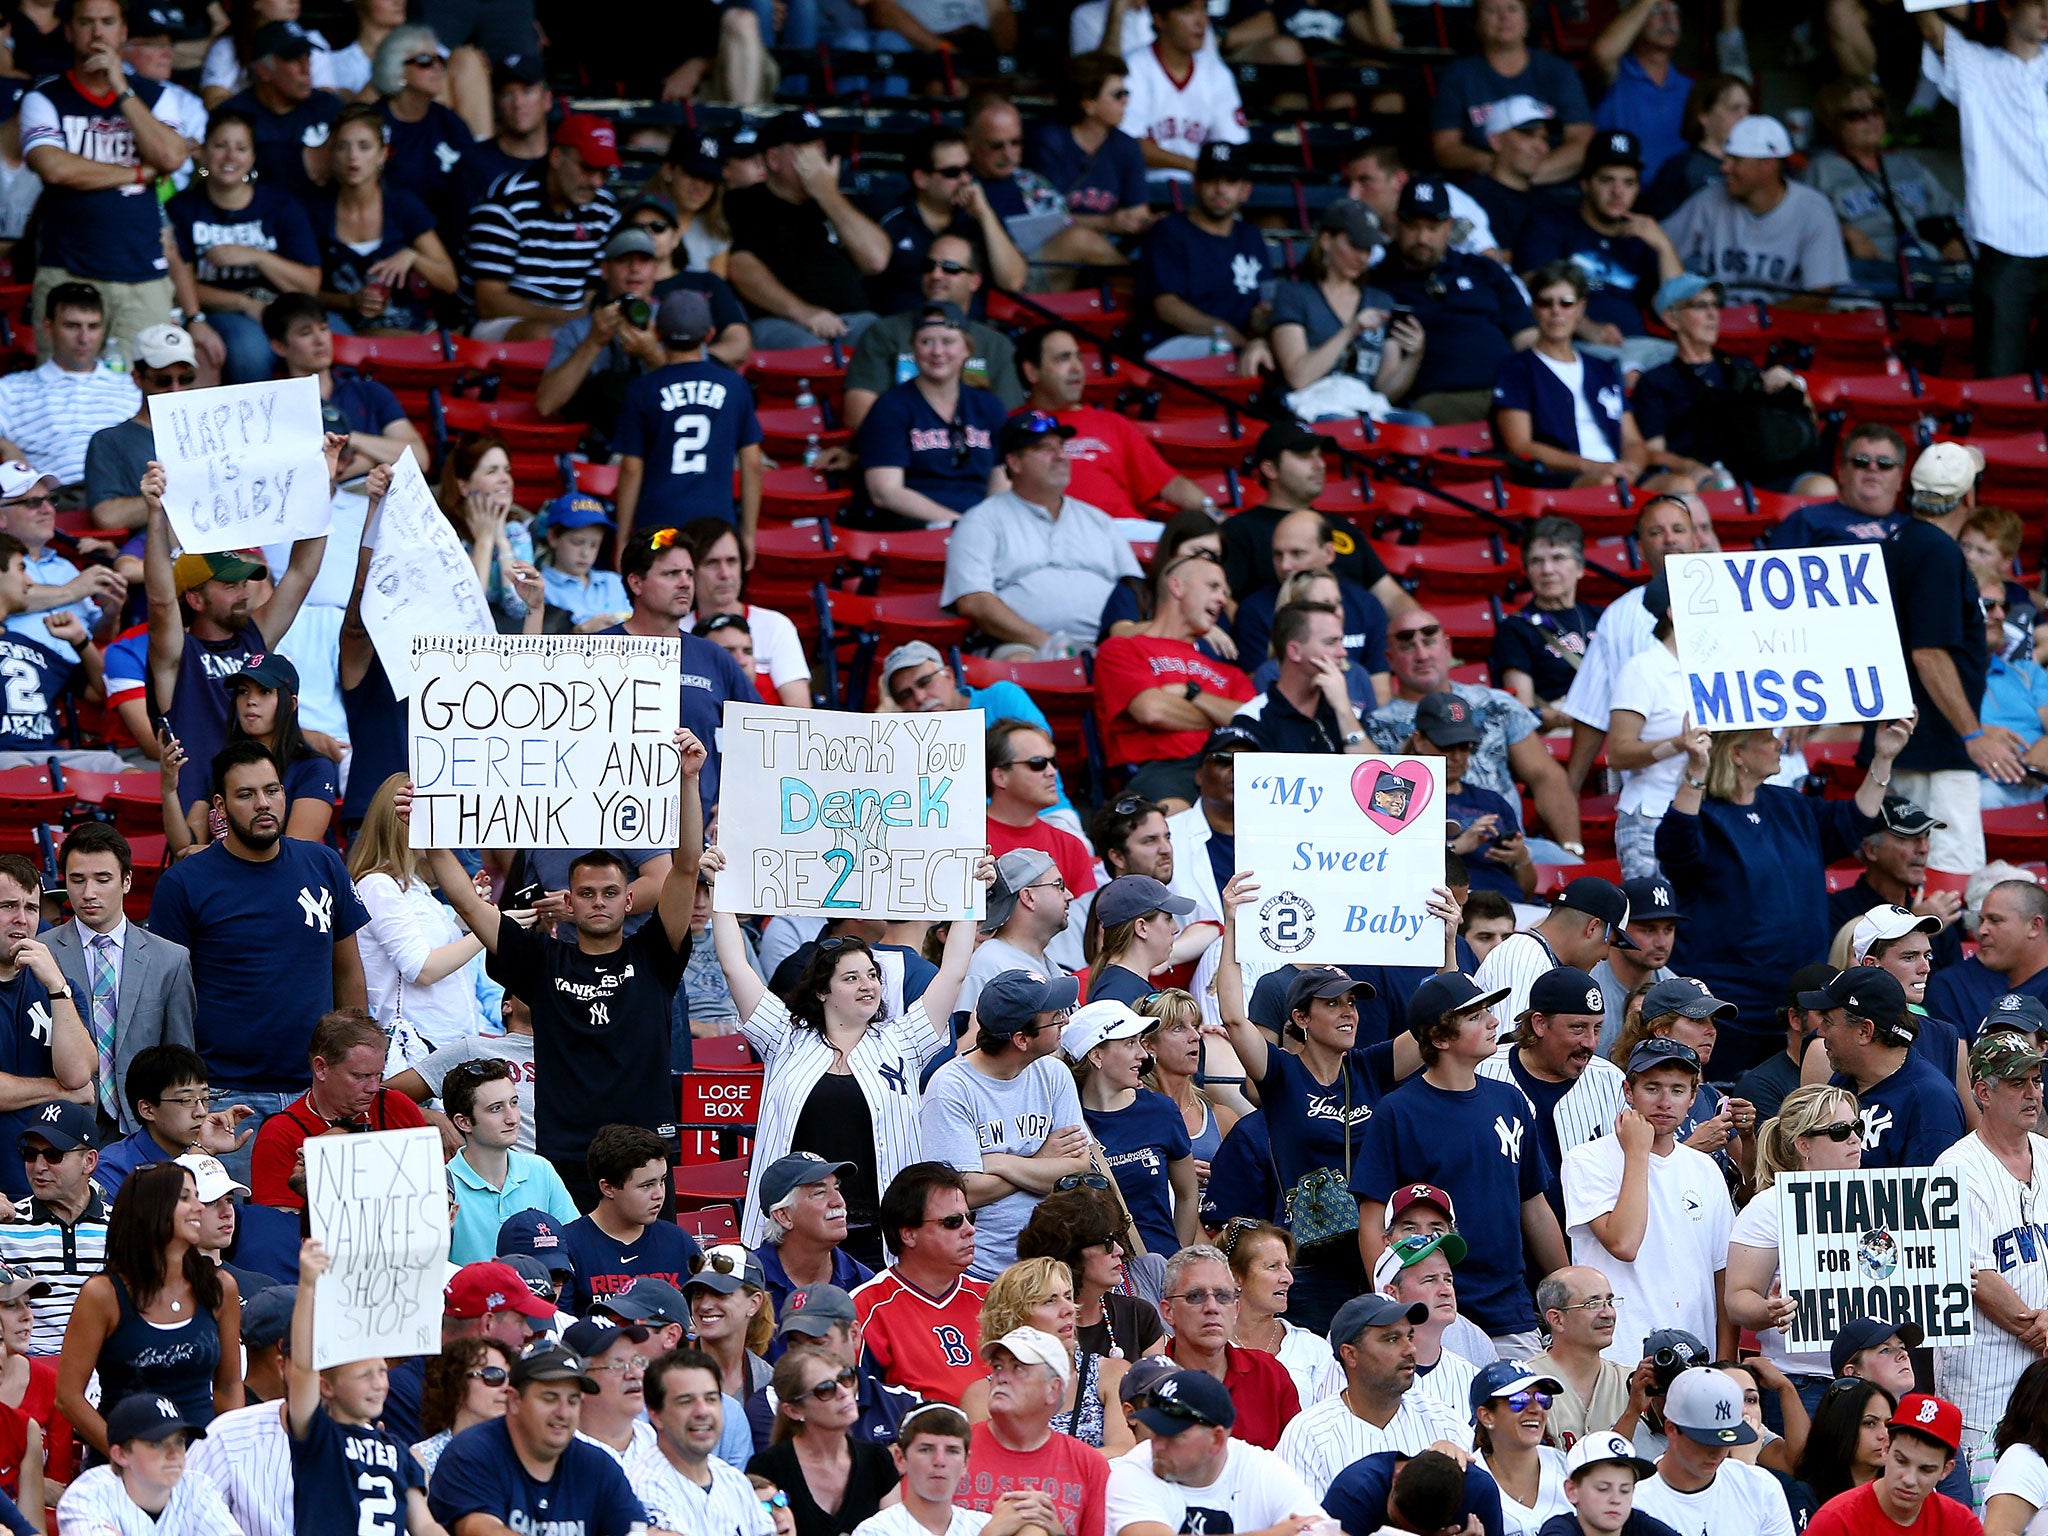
[987,816,1099,898]
[1053,407,1178,519]
[958,1430,1109,1536]
[852,1270,991,1405]
[1093,635,1254,766]
[0,1358,75,1498]
[1161,1344,1300,1451]
[1806,1482,1983,1536]
[249,1088,428,1210]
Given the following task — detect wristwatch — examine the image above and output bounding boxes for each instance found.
[1685,774,1707,789]
[1182,681,1201,702]
[113,86,135,105]
[1343,729,1365,746]
[47,986,71,1002]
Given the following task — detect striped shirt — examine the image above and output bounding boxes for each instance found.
[0,362,141,485]
[0,1188,108,1356]
[182,1402,291,1536]
[1923,28,2048,259]
[1478,1047,1629,1163]
[625,1439,776,1536]
[465,168,617,308]
[1275,1388,1473,1498]
[55,1464,241,1536]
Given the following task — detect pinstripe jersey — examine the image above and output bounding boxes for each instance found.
[625,1439,776,1536]
[736,995,948,1248]
[1922,29,2048,259]
[1478,1048,1628,1165]
[1275,1388,1473,1498]
[55,1464,241,1536]
[183,1402,290,1536]
[1474,936,1562,1038]
[1935,1129,2048,1432]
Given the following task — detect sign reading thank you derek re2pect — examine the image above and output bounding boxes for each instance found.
[1670,545,1911,730]
[1775,1166,1974,1350]
[715,703,986,921]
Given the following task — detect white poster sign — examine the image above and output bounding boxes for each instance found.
[1775,1165,1974,1349]
[1669,545,1912,731]
[714,703,986,920]
[362,454,493,699]
[407,634,683,849]
[150,375,332,554]
[1234,753,1448,967]
[304,1127,448,1370]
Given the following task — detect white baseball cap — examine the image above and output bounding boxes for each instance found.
[175,1152,251,1204]
[1724,114,1794,159]
[983,1325,1073,1388]
[1060,999,1153,1061]
[1664,1366,1759,1446]
[1565,1430,1657,1480]
[1484,94,1554,136]
[134,324,197,369]
[1910,440,1985,501]
[0,461,57,501]
[1851,903,1941,962]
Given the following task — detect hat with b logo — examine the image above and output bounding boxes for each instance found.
[1889,1393,1962,1454]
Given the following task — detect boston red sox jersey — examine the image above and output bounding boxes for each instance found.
[851,1269,991,1405]
[1935,1129,2048,1431]
[1120,41,1248,178]
[56,1464,242,1536]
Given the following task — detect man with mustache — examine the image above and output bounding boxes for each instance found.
[1478,965,1628,1216]
[755,1154,874,1319]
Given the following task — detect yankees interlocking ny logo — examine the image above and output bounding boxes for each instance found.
[1494,1115,1524,1160]
[297,887,333,932]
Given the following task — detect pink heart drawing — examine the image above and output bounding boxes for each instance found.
[1352,757,1437,837]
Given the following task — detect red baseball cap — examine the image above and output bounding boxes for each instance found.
[1384,1183,1459,1230]
[444,1261,555,1321]
[553,112,620,169]
[1890,1394,1962,1455]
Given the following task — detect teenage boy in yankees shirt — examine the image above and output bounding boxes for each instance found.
[419,728,706,1213]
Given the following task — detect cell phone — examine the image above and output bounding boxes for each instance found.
[506,879,546,909]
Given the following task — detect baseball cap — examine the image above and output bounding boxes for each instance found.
[228,652,299,695]
[1799,966,1912,1039]
[1330,1293,1429,1352]
[984,1325,1072,1387]
[882,640,946,685]
[1621,874,1685,922]
[250,18,313,57]
[1852,903,1941,962]
[20,1100,96,1152]
[498,1209,576,1275]
[1663,1366,1758,1446]
[1785,960,1839,1012]
[601,1276,692,1328]
[174,1152,250,1204]
[657,290,713,348]
[760,109,827,149]
[1405,972,1510,1035]
[1469,1361,1564,1417]
[1910,441,1985,502]
[510,1341,600,1392]
[1725,114,1794,159]
[1398,177,1453,222]
[759,1152,855,1213]
[445,1261,556,1321]
[1483,94,1554,136]
[684,1245,765,1297]
[491,51,546,86]
[1523,965,1606,1020]
[1890,1394,1963,1454]
[1414,691,1481,747]
[1982,993,2048,1038]
[1645,1327,1708,1374]
[1626,1035,1702,1077]
[0,461,59,502]
[981,849,1057,933]
[172,550,264,595]
[1253,419,1335,465]
[913,299,968,337]
[1119,1355,1179,1404]
[1653,273,1723,315]
[552,113,620,169]
[1286,964,1375,1018]
[105,1394,204,1445]
[1133,1368,1235,1434]
[1971,1030,2045,1082]
[1557,877,1632,944]
[1877,793,1945,837]
[1060,999,1154,1061]
[976,969,1080,1039]
[996,410,1076,458]
[1319,198,1382,251]
[1565,1430,1657,1480]
[1385,1181,1458,1229]
[134,324,196,369]
[1584,128,1642,171]
[1200,725,1263,761]
[1830,1315,1924,1377]
[239,1285,295,1351]
[1371,1230,1468,1291]
[726,124,763,159]
[601,227,657,262]
[539,493,614,534]
[126,1,195,37]
[1193,141,1244,180]
[777,1283,857,1338]
[562,1318,649,1359]
[0,1262,46,1306]
[1095,875,1195,929]
[1642,975,1737,1021]
[671,129,725,181]
[501,1254,559,1301]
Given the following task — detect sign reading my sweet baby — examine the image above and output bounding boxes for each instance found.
[1234,753,1448,968]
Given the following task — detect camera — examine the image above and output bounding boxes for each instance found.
[616,295,654,329]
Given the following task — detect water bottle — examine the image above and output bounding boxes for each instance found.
[100,335,127,374]
[1207,327,1230,358]
[803,433,821,468]
[794,378,816,410]
[1200,495,1218,520]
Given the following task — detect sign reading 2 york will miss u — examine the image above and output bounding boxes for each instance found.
[1670,546,1912,730]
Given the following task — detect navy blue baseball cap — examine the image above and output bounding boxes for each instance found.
[1405,972,1509,1036]
[20,1100,97,1152]
[1329,1293,1429,1351]
[976,969,1080,1039]
[229,651,299,695]
[1831,1315,1924,1377]
[563,1318,649,1358]
[1984,992,2048,1038]
[106,1394,204,1445]
[240,1285,296,1351]
[1469,1360,1564,1417]
[1523,966,1605,1020]
[498,1209,576,1277]
[1398,177,1453,222]
[1622,874,1685,922]
[1133,1368,1236,1434]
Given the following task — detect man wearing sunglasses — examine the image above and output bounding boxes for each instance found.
[1,1100,106,1357]
[872,127,1027,317]
[845,236,1022,433]
[1109,1368,1326,1536]
[1761,423,1909,552]
[84,324,198,534]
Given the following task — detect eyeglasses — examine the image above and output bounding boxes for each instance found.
[688,1251,748,1278]
[588,1355,650,1374]
[1166,1287,1240,1307]
[16,1145,68,1165]
[468,1366,511,1385]
[925,1211,972,1230]
[1985,598,2010,613]
[1389,623,1442,648]
[1839,105,1884,120]
[816,935,866,954]
[1005,756,1057,773]
[761,1492,791,1511]
[1810,1120,1860,1143]
[1216,1215,1264,1256]
[1846,455,1902,471]
[799,1367,858,1401]
[948,414,971,470]
[1557,1294,1623,1312]
[1024,877,1069,895]
[155,1090,218,1109]
[1111,795,1149,816]
[1054,1173,1109,1193]
[1160,548,1223,579]
[405,52,444,66]
[1502,1389,1554,1412]
[1,496,52,512]
[923,258,970,274]
[1534,295,1582,309]
[929,164,971,179]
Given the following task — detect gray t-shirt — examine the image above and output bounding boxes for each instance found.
[844,312,1023,409]
[1268,279,1397,388]
[959,935,1058,1016]
[918,1054,1086,1279]
[1662,180,1851,302]
[414,1030,540,1156]
[938,490,1143,644]
[83,417,151,513]
[1802,148,1957,263]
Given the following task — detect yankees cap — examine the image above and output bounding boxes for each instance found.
[20,1099,96,1152]
[1621,874,1685,921]
[1664,1367,1758,1446]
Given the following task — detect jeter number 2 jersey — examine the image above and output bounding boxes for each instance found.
[613,358,763,533]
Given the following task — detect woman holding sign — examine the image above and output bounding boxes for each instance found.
[700,845,996,1263]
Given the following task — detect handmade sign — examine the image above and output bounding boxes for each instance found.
[1669,546,1912,730]
[407,634,683,849]
[1234,753,1447,967]
[150,374,332,554]
[1775,1165,1974,1349]
[715,703,986,920]
[362,455,493,700]
[304,1127,448,1369]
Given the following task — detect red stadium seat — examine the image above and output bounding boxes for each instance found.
[757,405,850,460]
[1767,309,1894,369]
[331,332,460,387]
[670,1157,750,1210]
[1374,537,1521,596]
[435,396,587,452]
[759,466,852,523]
[693,1034,759,1070]
[1984,802,2048,861]
[832,526,952,588]
[1430,596,1500,660]
[746,344,850,403]
[1138,413,1263,471]
[1504,483,1640,537]
[676,1205,741,1243]
[449,336,553,392]
[1962,376,2048,433]
[569,461,619,498]
[986,288,1130,339]
[1145,352,1266,404]
[1965,433,2048,507]
[1804,372,1965,427]
[819,588,969,648]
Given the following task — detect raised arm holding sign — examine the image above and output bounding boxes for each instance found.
[147,375,335,555]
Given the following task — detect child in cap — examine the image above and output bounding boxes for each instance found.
[538,494,630,629]
[1803,1394,1976,1536]
[53,1393,235,1536]
[1551,1430,1661,1536]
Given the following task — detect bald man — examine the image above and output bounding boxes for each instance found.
[1234,508,1393,700]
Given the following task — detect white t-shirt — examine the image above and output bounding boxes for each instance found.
[1608,642,1691,818]
[200,29,340,95]
[1562,1136,1732,1367]
[1107,1438,1325,1536]
[1476,1447,1571,1536]
[1633,1460,1797,1536]
[1276,1388,1473,1497]
[855,1509,992,1536]
[1986,1441,2048,1535]
[56,1465,242,1536]
[1276,1317,1344,1407]
[1726,1193,1832,1378]
[683,603,809,693]
[1120,41,1248,179]
[1531,351,1617,463]
[327,40,374,95]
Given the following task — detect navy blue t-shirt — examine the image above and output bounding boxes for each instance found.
[324,369,406,437]
[1138,211,1271,344]
[1083,1087,1193,1256]
[596,627,751,810]
[612,360,763,532]
[1257,1037,1397,1196]
[1516,212,1664,336]
[221,87,340,203]
[853,379,1005,517]
[1493,347,1627,461]
[1432,50,1593,150]
[1025,118,1149,216]
[311,186,442,335]
[292,1405,424,1536]
[1350,1073,1551,1332]
[1234,577,1389,678]
[1832,1053,1968,1168]
[381,98,473,216]
[1761,499,1901,549]
[1491,601,1602,705]
[561,1213,704,1315]
[0,971,57,1201]
[1926,958,2048,1042]
[20,73,175,282]
[1888,515,1988,775]
[1372,251,1535,398]
[168,181,322,300]
[1199,1108,1279,1228]
[146,838,372,1091]
[1327,1451,1505,1536]
[0,633,73,750]
[428,1417,647,1535]
[1446,780,1524,901]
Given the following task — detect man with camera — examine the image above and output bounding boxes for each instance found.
[536,227,750,446]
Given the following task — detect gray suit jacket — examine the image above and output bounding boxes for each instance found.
[46,920,197,1134]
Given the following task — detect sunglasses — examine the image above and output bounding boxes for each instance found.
[1005,755,1057,773]
[761,1493,791,1511]
[1839,105,1884,120]
[149,368,198,386]
[1111,795,1148,816]
[929,165,971,179]
[1502,1390,1554,1412]
[1,496,52,512]
[405,52,444,66]
[947,415,971,470]
[630,220,677,236]
[1986,598,2010,613]
[926,1211,972,1230]
[1389,623,1442,647]
[1160,547,1223,578]
[17,1145,69,1165]
[1166,1287,1240,1307]
[1534,295,1581,309]
[1810,1120,1860,1142]
[923,259,970,275]
[1847,455,1902,471]
[468,1366,511,1385]
[1054,1173,1110,1193]
[688,1251,748,1278]
[799,1367,858,1401]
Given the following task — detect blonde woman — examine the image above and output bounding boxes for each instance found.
[957,1257,1132,1456]
[1725,1084,1863,1411]
[1138,989,1238,1185]
[687,1246,776,1403]
[1220,1219,1337,1408]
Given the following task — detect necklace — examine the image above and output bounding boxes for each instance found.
[169,1299,181,1313]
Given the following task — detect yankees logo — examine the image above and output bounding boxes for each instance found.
[589,1001,611,1031]
[1860,1105,1895,1148]
[878,1059,908,1096]
[1230,254,1263,294]
[25,1002,49,1047]
[37,1103,59,1123]
[297,887,333,932]
[1494,1115,1524,1160]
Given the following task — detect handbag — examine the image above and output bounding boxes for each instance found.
[1283,1058,1361,1251]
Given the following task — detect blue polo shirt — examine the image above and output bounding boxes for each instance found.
[597,625,754,810]
[1984,652,2048,743]
[94,1126,184,1202]
[448,1149,580,1266]
[612,360,762,532]
[1594,53,1693,182]
[853,379,1005,518]
[1138,211,1271,345]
